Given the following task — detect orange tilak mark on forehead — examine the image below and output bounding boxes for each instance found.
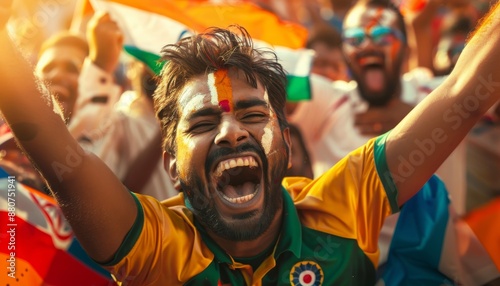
[213,69,233,112]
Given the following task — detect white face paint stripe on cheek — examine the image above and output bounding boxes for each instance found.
[263,89,270,105]
[261,90,274,155]
[207,72,219,106]
[262,127,273,155]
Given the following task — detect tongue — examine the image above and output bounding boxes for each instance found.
[221,181,256,198]
[364,68,385,91]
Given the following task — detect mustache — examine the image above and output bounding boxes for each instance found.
[205,143,267,175]
[355,50,385,61]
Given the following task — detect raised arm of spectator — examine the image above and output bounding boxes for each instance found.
[386,2,500,206]
[405,0,442,72]
[68,12,123,140]
[0,4,137,263]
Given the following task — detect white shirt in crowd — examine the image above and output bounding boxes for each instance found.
[70,60,176,201]
[289,72,466,215]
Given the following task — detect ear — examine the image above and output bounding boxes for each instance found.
[282,127,293,169]
[401,43,410,67]
[163,151,178,183]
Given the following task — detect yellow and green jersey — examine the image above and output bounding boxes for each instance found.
[103,134,399,285]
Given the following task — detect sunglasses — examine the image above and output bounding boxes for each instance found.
[342,26,405,47]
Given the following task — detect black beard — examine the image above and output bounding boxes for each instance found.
[181,141,288,241]
[345,51,403,106]
[354,74,399,107]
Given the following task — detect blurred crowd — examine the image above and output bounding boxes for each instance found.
[1,0,500,284]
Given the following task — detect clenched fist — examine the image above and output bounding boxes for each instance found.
[87,11,123,73]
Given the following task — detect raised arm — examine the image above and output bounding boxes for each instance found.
[386,2,500,206]
[404,0,442,72]
[68,12,123,141]
[0,5,136,263]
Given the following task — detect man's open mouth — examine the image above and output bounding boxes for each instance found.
[358,56,386,91]
[358,55,384,69]
[212,155,263,205]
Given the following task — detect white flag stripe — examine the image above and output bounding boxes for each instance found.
[91,0,192,55]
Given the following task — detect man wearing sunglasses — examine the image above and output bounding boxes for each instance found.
[342,22,407,107]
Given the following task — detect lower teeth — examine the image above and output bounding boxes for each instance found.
[221,184,259,204]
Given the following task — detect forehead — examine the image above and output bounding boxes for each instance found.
[177,70,267,117]
[343,5,399,29]
[36,45,87,71]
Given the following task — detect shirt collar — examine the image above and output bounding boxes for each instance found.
[274,186,302,259]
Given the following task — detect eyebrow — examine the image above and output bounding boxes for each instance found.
[185,98,269,121]
[234,99,269,110]
[186,107,221,121]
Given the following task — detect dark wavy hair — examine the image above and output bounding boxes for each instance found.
[153,26,288,156]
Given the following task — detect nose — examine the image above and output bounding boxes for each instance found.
[214,115,249,147]
[359,36,378,50]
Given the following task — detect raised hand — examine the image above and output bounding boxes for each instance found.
[87,11,123,73]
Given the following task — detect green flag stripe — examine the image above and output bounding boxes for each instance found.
[286,75,311,101]
[124,45,164,75]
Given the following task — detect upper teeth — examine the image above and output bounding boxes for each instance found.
[214,156,258,177]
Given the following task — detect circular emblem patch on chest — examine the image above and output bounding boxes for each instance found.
[289,261,324,286]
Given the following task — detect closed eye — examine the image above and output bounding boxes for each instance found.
[189,121,217,133]
[241,112,268,123]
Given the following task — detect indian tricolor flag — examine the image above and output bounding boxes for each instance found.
[89,0,313,101]
[0,168,114,285]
